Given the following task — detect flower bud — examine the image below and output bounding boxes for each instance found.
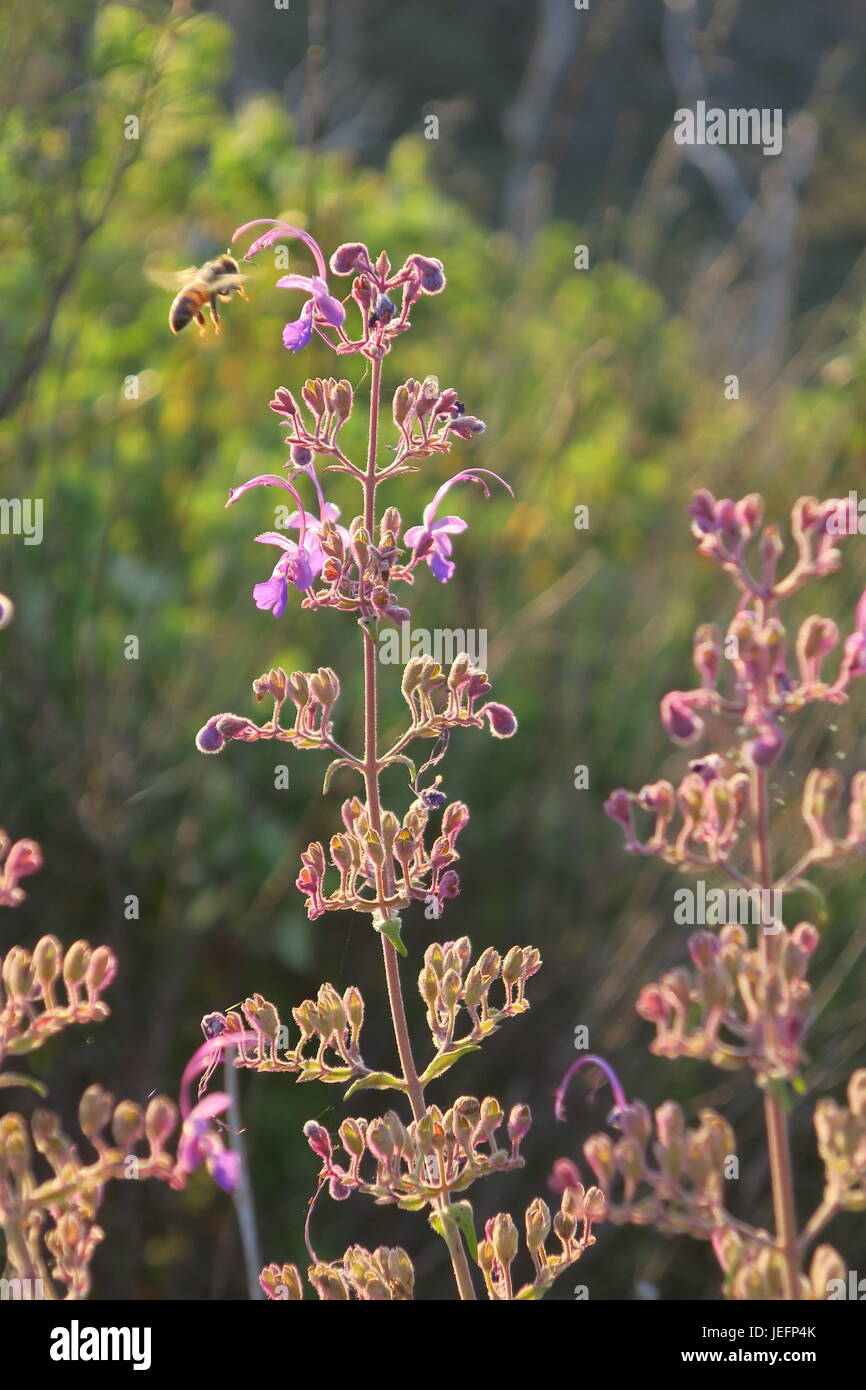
[491,1212,519,1267]
[32,934,62,988]
[289,442,313,467]
[507,1102,531,1152]
[79,1085,114,1142]
[145,1095,177,1150]
[525,1197,551,1253]
[481,701,518,739]
[661,692,703,745]
[63,940,91,986]
[112,1101,144,1150]
[330,243,370,276]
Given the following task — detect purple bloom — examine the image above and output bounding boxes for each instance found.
[232,220,345,352]
[173,1092,240,1194]
[228,469,349,616]
[171,1028,260,1195]
[405,468,513,583]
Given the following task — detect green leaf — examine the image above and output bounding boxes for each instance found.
[343,1070,407,1099]
[419,1043,481,1086]
[397,1193,429,1212]
[380,753,417,783]
[449,1200,478,1262]
[374,913,407,957]
[322,758,362,793]
[516,1281,548,1300]
[429,1212,445,1241]
[428,1201,478,1262]
[0,1072,48,1097]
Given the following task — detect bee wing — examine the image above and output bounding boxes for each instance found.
[206,273,248,293]
[145,265,202,292]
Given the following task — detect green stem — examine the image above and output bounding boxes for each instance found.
[360,354,476,1301]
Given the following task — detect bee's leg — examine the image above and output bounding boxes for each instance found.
[208,295,221,335]
[236,285,249,301]
[195,309,207,336]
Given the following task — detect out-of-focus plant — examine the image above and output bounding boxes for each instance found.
[556,492,866,1300]
[186,218,606,1300]
[0,592,242,1299]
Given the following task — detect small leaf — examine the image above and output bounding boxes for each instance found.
[380,753,417,783]
[374,913,407,957]
[428,1202,478,1262]
[450,1200,478,1262]
[397,1193,429,1212]
[343,1070,406,1100]
[0,1072,48,1097]
[419,1044,481,1086]
[322,758,362,794]
[429,1212,445,1241]
[516,1281,548,1300]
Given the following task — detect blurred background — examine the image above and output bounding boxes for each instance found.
[2,0,866,1300]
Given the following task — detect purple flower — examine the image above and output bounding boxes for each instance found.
[171,1028,260,1195]
[232,220,345,352]
[228,469,349,616]
[406,468,513,583]
[173,1092,240,1194]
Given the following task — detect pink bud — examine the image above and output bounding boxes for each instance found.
[661,692,703,745]
[636,984,668,1023]
[792,922,820,955]
[481,701,518,738]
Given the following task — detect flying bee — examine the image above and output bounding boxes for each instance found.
[150,252,249,336]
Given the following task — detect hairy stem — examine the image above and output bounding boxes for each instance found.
[360,354,476,1300]
[752,760,801,1299]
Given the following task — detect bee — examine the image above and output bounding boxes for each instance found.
[153,253,248,336]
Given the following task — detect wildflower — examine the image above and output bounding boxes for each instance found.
[232,219,345,352]
[171,1028,260,1192]
[554,1052,631,1126]
[226,470,347,614]
[172,1092,240,1194]
[406,468,513,583]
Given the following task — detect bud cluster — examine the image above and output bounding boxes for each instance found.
[303,1095,529,1208]
[636,922,819,1086]
[269,377,353,469]
[1,935,118,1066]
[390,375,485,472]
[295,793,470,922]
[0,1087,179,1298]
[200,982,368,1087]
[400,652,518,740]
[814,1069,866,1215]
[260,1244,415,1300]
[307,509,412,624]
[582,1098,736,1239]
[478,1185,606,1300]
[326,243,446,361]
[418,936,541,1052]
[196,665,342,755]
